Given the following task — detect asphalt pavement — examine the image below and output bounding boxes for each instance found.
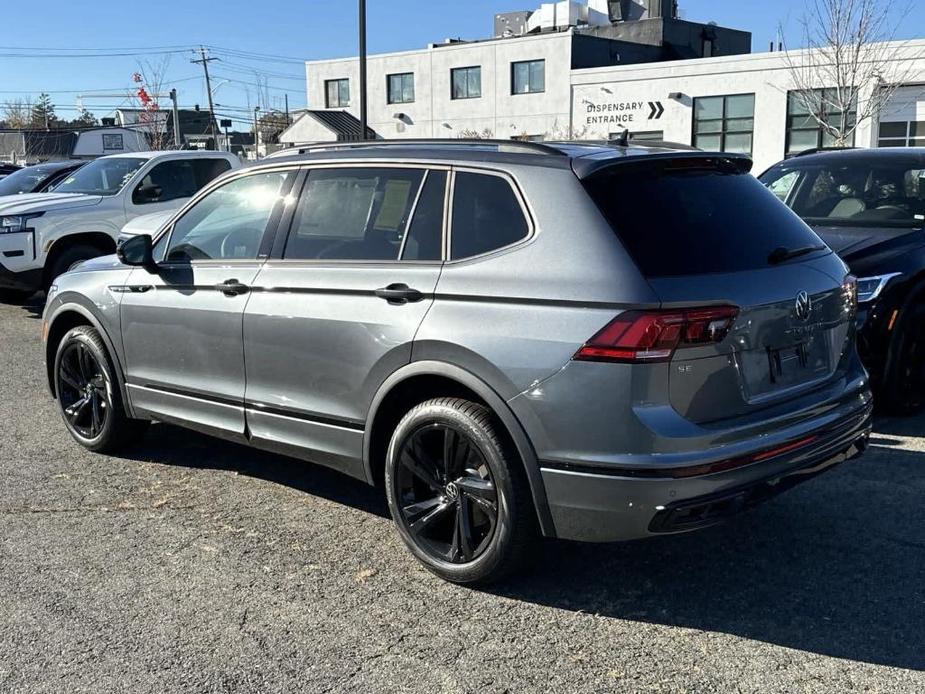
[1,296,923,693]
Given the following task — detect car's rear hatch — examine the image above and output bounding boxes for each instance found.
[581,153,856,424]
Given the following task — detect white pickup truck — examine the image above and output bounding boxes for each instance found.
[0,150,240,300]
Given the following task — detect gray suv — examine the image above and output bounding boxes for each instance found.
[42,140,873,584]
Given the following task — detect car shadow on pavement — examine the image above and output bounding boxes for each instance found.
[122,420,924,671]
[124,423,390,520]
[495,442,925,672]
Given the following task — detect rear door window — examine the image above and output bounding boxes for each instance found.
[585,160,826,278]
[450,172,529,260]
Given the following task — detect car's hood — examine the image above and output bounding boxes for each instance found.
[67,253,125,275]
[812,225,925,265]
[120,210,174,238]
[0,192,103,215]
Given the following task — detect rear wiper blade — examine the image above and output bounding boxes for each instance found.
[768,245,827,265]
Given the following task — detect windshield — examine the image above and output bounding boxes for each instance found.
[0,164,64,196]
[53,157,147,196]
[759,154,925,229]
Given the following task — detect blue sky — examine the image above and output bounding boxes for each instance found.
[0,0,922,128]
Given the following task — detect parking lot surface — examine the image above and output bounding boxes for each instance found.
[1,297,923,693]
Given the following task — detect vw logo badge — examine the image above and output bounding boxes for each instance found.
[794,291,813,322]
[445,482,459,501]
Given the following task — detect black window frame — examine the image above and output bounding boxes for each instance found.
[785,89,858,157]
[511,59,545,95]
[692,93,756,154]
[325,78,350,109]
[878,120,925,148]
[387,72,415,105]
[448,168,533,262]
[451,66,482,100]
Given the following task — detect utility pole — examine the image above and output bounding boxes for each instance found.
[359,0,368,141]
[191,47,219,148]
[285,93,290,126]
[253,107,261,161]
[169,89,181,149]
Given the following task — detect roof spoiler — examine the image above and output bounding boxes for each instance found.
[573,151,753,180]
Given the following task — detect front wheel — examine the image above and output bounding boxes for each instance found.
[385,398,537,585]
[45,243,103,291]
[54,325,148,453]
[881,302,925,415]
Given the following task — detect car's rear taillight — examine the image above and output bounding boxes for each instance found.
[574,307,739,363]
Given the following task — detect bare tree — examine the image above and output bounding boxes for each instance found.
[132,58,173,150]
[781,0,918,147]
[2,99,33,129]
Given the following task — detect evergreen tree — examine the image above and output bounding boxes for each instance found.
[30,93,57,129]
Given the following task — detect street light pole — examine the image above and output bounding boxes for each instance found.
[253,106,261,160]
[359,0,368,141]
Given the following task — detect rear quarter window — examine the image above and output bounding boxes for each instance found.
[585,161,825,277]
[451,172,529,260]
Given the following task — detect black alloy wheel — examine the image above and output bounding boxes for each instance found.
[385,398,536,585]
[394,423,499,564]
[58,340,110,440]
[54,325,149,452]
[883,303,925,415]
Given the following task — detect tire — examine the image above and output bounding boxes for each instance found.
[44,243,103,291]
[54,325,149,453]
[385,397,537,585]
[0,288,35,303]
[880,302,925,415]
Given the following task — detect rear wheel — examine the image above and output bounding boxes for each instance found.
[45,243,103,291]
[54,326,148,453]
[881,302,925,415]
[385,398,536,585]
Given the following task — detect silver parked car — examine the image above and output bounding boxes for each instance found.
[42,140,872,584]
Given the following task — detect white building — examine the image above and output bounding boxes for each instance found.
[288,0,925,173]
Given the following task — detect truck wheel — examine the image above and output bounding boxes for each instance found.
[45,244,103,291]
[881,302,925,415]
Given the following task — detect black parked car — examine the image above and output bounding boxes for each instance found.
[0,160,85,196]
[760,148,925,413]
[0,163,20,180]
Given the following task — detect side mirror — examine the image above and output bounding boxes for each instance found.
[117,234,154,269]
[134,183,162,204]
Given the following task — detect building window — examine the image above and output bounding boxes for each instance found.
[878,121,925,147]
[693,94,755,154]
[786,89,857,156]
[325,79,350,108]
[451,66,482,100]
[387,73,415,104]
[512,60,545,95]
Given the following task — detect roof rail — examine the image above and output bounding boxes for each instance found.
[793,146,858,157]
[271,138,570,157]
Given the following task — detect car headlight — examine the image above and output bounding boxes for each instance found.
[0,212,44,233]
[856,273,902,303]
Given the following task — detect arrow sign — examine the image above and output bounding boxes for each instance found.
[648,101,665,120]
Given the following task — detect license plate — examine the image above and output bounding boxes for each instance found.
[768,343,809,384]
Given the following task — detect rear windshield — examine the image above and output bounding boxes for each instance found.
[584,162,826,277]
[759,154,925,229]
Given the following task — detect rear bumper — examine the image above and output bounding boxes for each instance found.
[540,401,873,542]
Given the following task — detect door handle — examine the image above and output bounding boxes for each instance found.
[375,283,424,305]
[216,279,250,297]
